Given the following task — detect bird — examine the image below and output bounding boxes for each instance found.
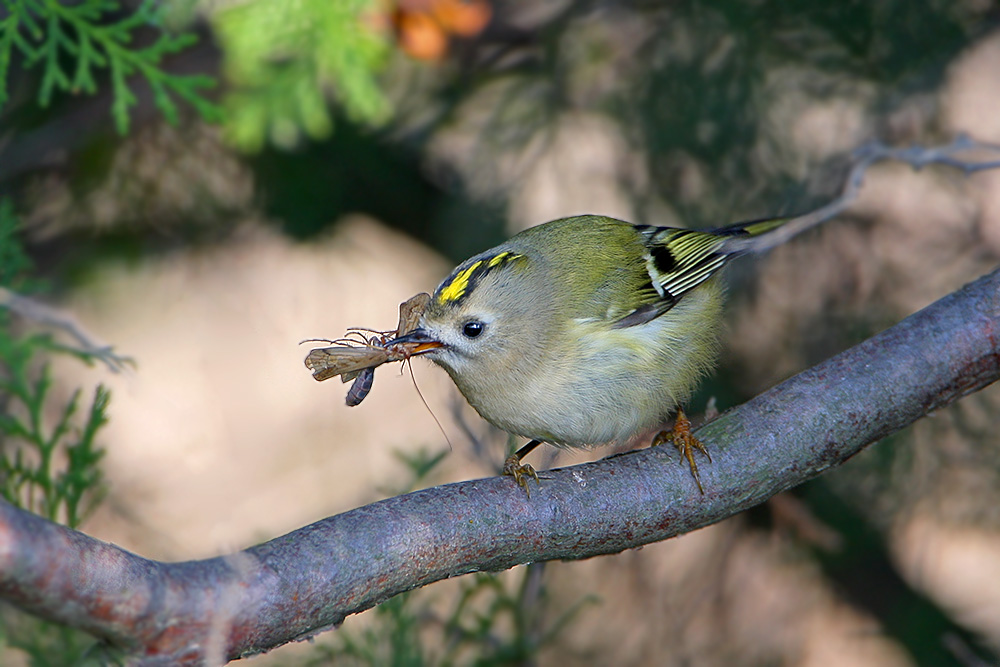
[385,213,790,494]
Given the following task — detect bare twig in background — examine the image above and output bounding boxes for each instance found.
[0,263,995,665]
[723,135,1000,254]
[0,287,132,373]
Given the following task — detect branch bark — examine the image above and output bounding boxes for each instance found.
[0,267,997,664]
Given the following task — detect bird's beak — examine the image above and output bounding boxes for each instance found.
[385,328,445,355]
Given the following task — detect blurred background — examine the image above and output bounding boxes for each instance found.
[1,0,1000,664]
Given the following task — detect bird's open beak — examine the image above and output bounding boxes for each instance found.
[385,328,445,355]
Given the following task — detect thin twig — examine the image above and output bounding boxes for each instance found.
[0,287,132,373]
[722,135,1000,254]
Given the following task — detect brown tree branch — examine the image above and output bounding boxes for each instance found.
[0,265,997,664]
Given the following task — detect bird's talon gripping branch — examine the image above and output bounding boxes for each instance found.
[652,407,710,494]
[501,439,543,496]
[503,455,540,496]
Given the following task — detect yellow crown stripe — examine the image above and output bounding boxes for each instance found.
[438,260,484,304]
[436,251,525,305]
[488,251,515,267]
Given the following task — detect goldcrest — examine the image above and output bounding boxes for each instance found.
[383,214,788,492]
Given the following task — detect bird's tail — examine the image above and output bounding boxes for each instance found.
[712,215,792,239]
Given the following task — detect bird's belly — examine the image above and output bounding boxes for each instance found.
[450,279,724,447]
[460,282,722,447]
[463,355,689,447]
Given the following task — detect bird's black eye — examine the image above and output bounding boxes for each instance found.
[462,321,485,338]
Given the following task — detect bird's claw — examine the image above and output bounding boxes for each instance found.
[652,407,711,494]
[503,455,540,497]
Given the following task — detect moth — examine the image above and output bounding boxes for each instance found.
[304,292,432,406]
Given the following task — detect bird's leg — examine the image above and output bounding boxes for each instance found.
[651,407,711,494]
[503,439,542,495]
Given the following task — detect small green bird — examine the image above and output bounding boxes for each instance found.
[388,214,788,493]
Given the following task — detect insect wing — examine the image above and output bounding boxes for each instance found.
[396,292,430,337]
[304,346,389,381]
[341,370,362,383]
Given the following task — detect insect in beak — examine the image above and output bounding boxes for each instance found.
[383,328,445,355]
[303,292,440,406]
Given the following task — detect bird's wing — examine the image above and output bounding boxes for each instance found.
[614,217,789,329]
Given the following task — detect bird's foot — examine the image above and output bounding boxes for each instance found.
[503,454,540,496]
[652,407,711,494]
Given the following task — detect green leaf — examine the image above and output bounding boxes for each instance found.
[0,12,17,107]
[0,199,33,287]
[0,0,221,131]
[37,12,68,105]
[213,0,392,152]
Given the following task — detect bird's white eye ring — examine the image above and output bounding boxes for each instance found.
[462,321,485,338]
